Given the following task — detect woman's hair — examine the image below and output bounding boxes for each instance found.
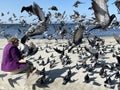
[8,37,19,45]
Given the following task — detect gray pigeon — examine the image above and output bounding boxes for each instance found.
[113,34,120,44]
[89,0,116,31]
[68,25,85,52]
[21,2,45,21]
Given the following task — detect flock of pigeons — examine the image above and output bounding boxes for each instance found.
[1,0,120,89]
[0,0,120,40]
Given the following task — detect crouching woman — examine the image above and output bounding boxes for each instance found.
[1,37,32,74]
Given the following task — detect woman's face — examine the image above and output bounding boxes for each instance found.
[14,40,19,46]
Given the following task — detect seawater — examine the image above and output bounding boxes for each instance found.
[0,24,120,39]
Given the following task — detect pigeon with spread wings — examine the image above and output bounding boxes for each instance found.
[89,0,116,31]
[21,2,51,42]
[21,2,45,21]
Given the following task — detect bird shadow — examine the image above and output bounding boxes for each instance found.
[8,75,23,88]
[92,81,101,86]
[45,66,75,84]
[89,70,100,75]
[0,73,7,80]
[90,77,97,82]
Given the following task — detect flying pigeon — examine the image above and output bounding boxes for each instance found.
[21,2,45,21]
[48,6,58,11]
[73,0,84,8]
[89,0,116,31]
[113,34,120,44]
[114,0,120,14]
[68,25,85,52]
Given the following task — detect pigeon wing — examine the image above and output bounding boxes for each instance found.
[92,0,110,25]
[113,34,120,44]
[32,2,45,21]
[53,48,63,54]
[26,23,46,37]
[73,25,84,45]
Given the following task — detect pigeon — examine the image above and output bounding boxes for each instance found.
[84,46,98,56]
[21,2,45,21]
[115,55,120,64]
[46,57,50,64]
[40,74,46,84]
[20,35,29,44]
[116,63,120,70]
[53,47,65,57]
[48,6,58,11]
[59,28,67,39]
[21,2,51,38]
[73,0,84,7]
[62,68,72,85]
[104,77,112,84]
[104,77,113,88]
[87,37,96,47]
[50,53,54,58]
[118,82,120,90]
[28,42,38,56]
[76,63,81,70]
[84,74,90,83]
[68,25,85,52]
[62,74,71,85]
[113,34,120,44]
[39,67,46,75]
[41,60,45,66]
[114,0,120,14]
[87,64,94,72]
[67,68,72,75]
[1,12,4,16]
[22,13,50,38]
[50,59,56,68]
[114,71,120,79]
[99,67,107,78]
[73,25,85,45]
[89,0,116,31]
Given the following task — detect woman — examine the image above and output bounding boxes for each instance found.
[1,37,32,74]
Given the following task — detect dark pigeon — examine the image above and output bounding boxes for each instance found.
[73,0,84,7]
[84,74,90,83]
[114,0,120,14]
[48,6,58,11]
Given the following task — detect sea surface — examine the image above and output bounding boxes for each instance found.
[0,23,120,39]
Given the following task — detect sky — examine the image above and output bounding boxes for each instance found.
[0,0,119,24]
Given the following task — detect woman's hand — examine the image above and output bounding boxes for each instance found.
[18,59,26,63]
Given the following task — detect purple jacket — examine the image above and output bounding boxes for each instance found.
[1,43,26,72]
